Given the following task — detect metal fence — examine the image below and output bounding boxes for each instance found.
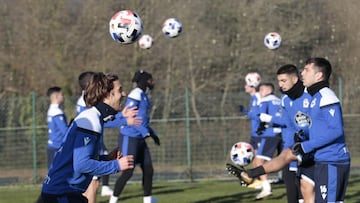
[0,91,359,185]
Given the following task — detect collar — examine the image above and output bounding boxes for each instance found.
[282,80,305,100]
[95,101,117,122]
[307,81,329,96]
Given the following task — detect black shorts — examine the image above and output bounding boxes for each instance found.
[256,136,281,161]
[298,163,315,185]
[249,136,261,150]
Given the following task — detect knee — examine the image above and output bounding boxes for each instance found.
[121,168,135,179]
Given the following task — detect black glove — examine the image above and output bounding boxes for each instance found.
[291,142,305,164]
[151,134,161,146]
[256,122,267,135]
[294,130,305,143]
[291,142,305,156]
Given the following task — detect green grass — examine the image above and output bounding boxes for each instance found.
[1,175,360,203]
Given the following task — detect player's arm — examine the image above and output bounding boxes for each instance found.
[301,103,343,153]
[72,128,121,176]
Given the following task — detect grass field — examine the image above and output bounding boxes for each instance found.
[1,173,360,203]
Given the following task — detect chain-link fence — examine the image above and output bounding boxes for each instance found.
[0,91,359,185]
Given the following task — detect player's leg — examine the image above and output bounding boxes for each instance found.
[282,163,302,203]
[298,164,315,203]
[314,162,350,203]
[109,135,138,203]
[101,174,113,197]
[247,136,263,189]
[83,177,99,203]
[248,148,296,178]
[253,137,281,200]
[140,140,156,203]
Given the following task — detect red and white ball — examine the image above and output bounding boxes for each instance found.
[245,72,261,88]
[230,142,254,166]
[138,34,153,49]
[109,10,143,44]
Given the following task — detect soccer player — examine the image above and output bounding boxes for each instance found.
[252,82,282,200]
[242,72,263,189]
[76,71,141,203]
[41,72,135,203]
[110,70,160,203]
[230,58,351,203]
[46,86,67,169]
[260,64,313,203]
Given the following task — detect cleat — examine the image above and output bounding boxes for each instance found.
[247,179,263,189]
[226,163,254,185]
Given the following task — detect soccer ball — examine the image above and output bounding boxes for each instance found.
[138,34,153,49]
[109,10,143,44]
[264,32,282,49]
[230,142,254,166]
[245,72,261,87]
[162,18,182,38]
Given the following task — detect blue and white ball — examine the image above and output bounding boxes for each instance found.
[162,18,182,38]
[264,32,282,49]
[109,10,143,44]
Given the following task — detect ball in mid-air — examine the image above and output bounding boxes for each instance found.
[138,34,153,49]
[109,10,143,44]
[245,72,261,88]
[230,142,254,166]
[162,18,182,38]
[264,32,282,49]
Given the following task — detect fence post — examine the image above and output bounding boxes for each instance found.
[32,91,38,184]
[338,76,343,104]
[185,87,193,181]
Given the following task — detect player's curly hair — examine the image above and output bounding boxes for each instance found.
[84,72,119,107]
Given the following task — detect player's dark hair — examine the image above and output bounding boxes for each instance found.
[84,72,119,107]
[78,71,95,90]
[132,70,153,91]
[259,82,275,94]
[305,57,332,82]
[47,86,62,97]
[277,64,299,78]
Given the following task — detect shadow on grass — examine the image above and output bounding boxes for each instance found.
[192,184,286,203]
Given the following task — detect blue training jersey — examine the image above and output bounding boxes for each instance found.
[277,92,312,149]
[42,106,120,194]
[258,94,282,137]
[47,104,68,149]
[247,93,261,137]
[301,87,350,163]
[120,87,152,138]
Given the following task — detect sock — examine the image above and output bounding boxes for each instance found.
[262,180,271,192]
[247,166,266,178]
[143,196,152,203]
[109,195,118,203]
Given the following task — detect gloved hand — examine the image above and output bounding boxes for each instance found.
[256,122,267,135]
[294,130,305,143]
[259,113,272,123]
[291,142,305,164]
[151,134,161,146]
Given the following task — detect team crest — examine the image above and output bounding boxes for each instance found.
[294,111,311,128]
